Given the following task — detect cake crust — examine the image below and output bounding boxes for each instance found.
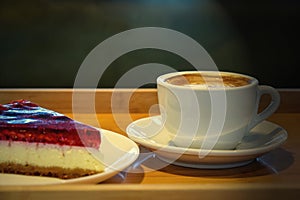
[0,162,99,179]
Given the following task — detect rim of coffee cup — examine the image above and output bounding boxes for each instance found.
[157,71,258,90]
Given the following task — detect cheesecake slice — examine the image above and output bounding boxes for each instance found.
[0,100,104,179]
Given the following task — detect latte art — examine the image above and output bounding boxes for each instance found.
[165,73,252,88]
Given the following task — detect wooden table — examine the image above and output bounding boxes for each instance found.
[0,89,300,199]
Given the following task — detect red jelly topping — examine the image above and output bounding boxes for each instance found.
[0,100,100,149]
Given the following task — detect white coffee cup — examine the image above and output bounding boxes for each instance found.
[156,71,280,150]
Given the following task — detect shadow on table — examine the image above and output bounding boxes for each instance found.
[102,164,145,184]
[142,147,294,178]
[102,146,294,183]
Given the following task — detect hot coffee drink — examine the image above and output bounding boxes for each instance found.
[157,71,280,150]
[165,73,252,88]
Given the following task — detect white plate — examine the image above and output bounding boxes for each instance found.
[126,115,288,169]
[0,129,139,185]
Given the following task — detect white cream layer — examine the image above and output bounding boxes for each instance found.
[0,140,104,171]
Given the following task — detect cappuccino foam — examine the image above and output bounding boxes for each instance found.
[165,73,252,88]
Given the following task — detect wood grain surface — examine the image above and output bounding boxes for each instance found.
[0,89,299,200]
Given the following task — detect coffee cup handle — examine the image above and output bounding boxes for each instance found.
[247,86,280,131]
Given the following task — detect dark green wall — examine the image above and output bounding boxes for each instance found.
[0,0,299,88]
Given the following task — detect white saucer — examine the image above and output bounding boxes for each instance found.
[0,129,139,185]
[126,115,288,169]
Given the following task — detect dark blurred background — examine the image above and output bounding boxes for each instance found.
[0,0,299,88]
